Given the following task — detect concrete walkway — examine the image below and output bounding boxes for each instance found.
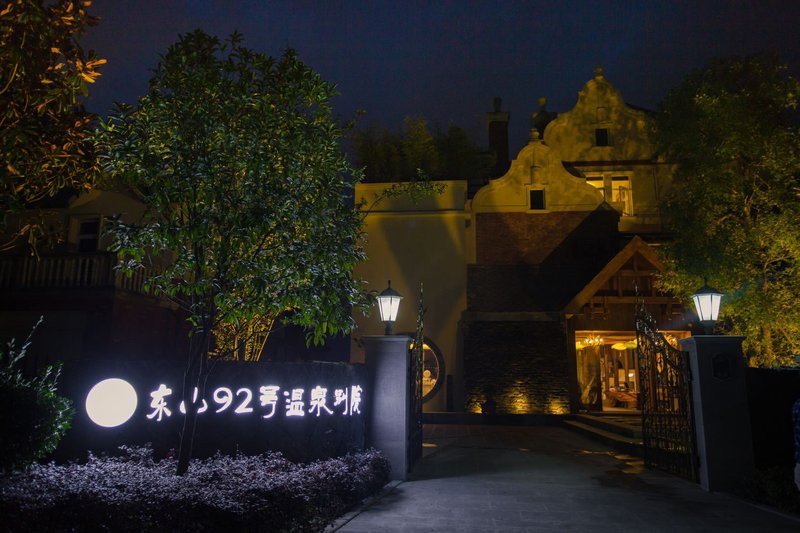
[334,424,800,532]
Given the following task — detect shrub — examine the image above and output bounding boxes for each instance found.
[0,318,73,472]
[0,445,391,531]
[742,466,800,516]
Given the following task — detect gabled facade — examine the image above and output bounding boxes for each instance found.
[352,68,690,414]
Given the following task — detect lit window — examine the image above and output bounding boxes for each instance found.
[611,176,633,216]
[586,177,604,198]
[585,175,633,216]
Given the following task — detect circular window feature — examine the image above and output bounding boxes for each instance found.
[413,338,445,403]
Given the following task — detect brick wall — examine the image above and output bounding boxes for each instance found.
[471,208,619,309]
[464,207,620,415]
[476,210,618,266]
[462,319,571,414]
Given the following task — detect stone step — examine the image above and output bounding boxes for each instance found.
[563,419,644,457]
[570,414,643,438]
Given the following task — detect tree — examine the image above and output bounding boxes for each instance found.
[95,30,370,474]
[653,54,800,367]
[0,0,105,252]
[401,116,440,178]
[352,116,492,183]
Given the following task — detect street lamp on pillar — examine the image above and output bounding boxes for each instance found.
[377,280,402,335]
[692,279,723,334]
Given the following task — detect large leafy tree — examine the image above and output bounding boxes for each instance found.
[0,0,104,251]
[95,30,369,474]
[653,55,800,367]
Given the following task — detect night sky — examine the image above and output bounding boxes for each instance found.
[82,0,800,154]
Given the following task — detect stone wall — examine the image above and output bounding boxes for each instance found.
[462,319,571,414]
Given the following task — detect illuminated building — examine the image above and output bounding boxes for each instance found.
[351,67,691,414]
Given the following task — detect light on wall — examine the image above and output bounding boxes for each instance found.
[376,280,402,335]
[691,279,723,334]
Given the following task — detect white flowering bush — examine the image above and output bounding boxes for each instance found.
[0,445,390,531]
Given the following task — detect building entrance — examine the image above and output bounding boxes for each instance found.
[575,330,689,412]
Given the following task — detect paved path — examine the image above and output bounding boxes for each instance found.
[335,424,799,532]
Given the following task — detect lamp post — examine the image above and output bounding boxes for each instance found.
[376,280,402,335]
[691,279,723,334]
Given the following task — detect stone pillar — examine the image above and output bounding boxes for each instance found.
[680,335,754,492]
[362,335,412,481]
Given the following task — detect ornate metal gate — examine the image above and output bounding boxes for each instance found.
[636,305,698,482]
[407,283,424,471]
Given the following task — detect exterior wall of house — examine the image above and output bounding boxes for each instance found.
[352,181,468,412]
[462,134,612,414]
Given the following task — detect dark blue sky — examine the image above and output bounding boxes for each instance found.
[82,0,800,153]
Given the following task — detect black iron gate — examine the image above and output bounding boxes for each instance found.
[407,283,424,472]
[635,305,698,482]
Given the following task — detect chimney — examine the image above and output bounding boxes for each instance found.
[486,96,510,178]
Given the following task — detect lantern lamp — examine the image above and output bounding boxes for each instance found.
[377,280,402,335]
[691,279,723,334]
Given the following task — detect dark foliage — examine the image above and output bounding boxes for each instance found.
[1,0,105,251]
[0,319,73,472]
[352,116,493,183]
[0,445,391,532]
[741,466,800,516]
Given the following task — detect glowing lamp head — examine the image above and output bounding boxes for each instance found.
[691,279,723,334]
[86,378,138,428]
[377,280,402,335]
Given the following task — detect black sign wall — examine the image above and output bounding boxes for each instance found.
[54,359,367,463]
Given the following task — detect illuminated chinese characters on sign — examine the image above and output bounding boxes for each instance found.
[85,378,364,428]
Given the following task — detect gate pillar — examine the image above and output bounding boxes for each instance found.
[363,335,412,481]
[680,335,754,492]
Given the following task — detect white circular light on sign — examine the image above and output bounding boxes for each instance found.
[85,378,138,428]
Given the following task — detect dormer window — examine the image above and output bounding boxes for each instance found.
[595,128,610,147]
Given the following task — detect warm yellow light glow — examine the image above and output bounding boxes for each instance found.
[511,397,530,413]
[578,335,604,347]
[547,398,569,415]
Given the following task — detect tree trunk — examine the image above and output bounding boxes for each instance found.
[176,306,214,475]
[176,331,202,475]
